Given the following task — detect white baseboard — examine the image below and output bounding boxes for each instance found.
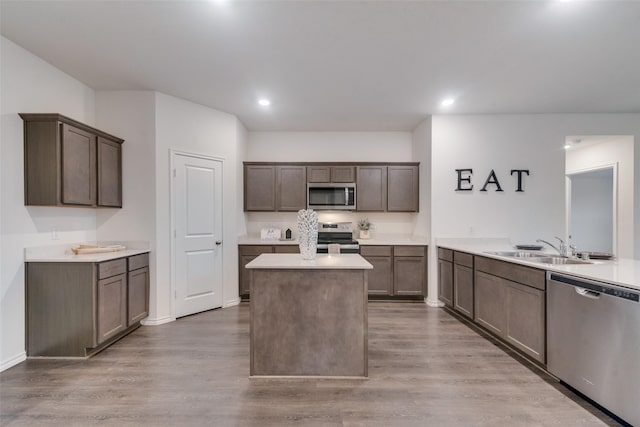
[223,297,241,308]
[1,351,26,373]
[141,316,174,326]
[425,297,444,307]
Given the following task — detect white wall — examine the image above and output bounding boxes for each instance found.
[245,131,416,236]
[95,91,158,316]
[411,117,431,239]
[247,132,412,162]
[155,93,243,318]
[1,37,97,371]
[427,114,640,304]
[566,137,634,258]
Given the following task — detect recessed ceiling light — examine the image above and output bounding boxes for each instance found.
[564,144,571,150]
[258,99,271,106]
[441,98,455,107]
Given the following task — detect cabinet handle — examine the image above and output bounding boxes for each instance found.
[216,241,223,245]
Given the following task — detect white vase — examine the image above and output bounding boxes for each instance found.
[359,229,370,239]
[297,209,318,260]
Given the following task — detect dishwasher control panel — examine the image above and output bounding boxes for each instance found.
[549,273,639,302]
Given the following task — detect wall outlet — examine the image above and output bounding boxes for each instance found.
[51,227,60,240]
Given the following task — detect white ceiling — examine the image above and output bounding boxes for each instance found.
[1,0,639,131]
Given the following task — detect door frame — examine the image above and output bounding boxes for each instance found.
[169,149,225,320]
[565,162,618,256]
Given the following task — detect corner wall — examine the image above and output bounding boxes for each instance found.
[0,37,97,371]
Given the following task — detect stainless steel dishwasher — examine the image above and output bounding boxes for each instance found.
[547,272,640,426]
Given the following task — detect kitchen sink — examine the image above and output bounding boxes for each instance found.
[485,251,547,258]
[486,251,593,265]
[533,257,592,265]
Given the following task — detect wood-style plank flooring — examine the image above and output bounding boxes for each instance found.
[0,302,618,426]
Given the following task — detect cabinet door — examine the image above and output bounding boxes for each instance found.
[474,271,506,338]
[356,166,387,211]
[61,123,96,206]
[393,257,425,296]
[97,137,122,207]
[239,246,274,296]
[438,259,453,307]
[506,280,546,363]
[331,166,355,183]
[97,273,127,344]
[277,165,307,211]
[363,256,393,295]
[307,166,331,183]
[245,165,276,211]
[387,165,418,212]
[128,267,149,325]
[454,264,474,319]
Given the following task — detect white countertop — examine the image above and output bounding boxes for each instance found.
[25,243,150,263]
[437,239,640,292]
[358,234,429,246]
[245,253,373,270]
[238,236,299,245]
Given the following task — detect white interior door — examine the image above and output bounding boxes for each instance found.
[173,153,223,318]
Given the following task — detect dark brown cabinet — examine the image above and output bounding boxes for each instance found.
[276,165,307,211]
[356,166,387,211]
[360,245,426,297]
[244,164,306,211]
[307,165,355,183]
[244,165,277,211]
[474,256,546,363]
[20,113,124,208]
[25,252,150,358]
[359,246,393,295]
[239,245,299,297]
[453,252,474,319]
[387,165,419,212]
[437,248,454,307]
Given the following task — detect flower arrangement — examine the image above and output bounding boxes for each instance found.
[357,218,370,230]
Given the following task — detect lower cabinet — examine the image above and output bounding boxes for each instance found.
[474,256,546,364]
[239,244,299,297]
[25,252,150,358]
[437,248,454,307]
[453,263,474,319]
[360,245,427,297]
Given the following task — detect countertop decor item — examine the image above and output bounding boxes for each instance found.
[358,218,371,239]
[297,209,318,260]
[71,244,126,255]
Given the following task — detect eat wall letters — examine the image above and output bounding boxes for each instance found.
[455,169,530,192]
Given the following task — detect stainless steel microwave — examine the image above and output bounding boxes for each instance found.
[307,183,356,210]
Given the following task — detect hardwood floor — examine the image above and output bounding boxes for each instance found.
[0,302,618,426]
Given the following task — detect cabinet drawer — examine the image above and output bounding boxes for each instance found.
[454,251,473,268]
[438,248,453,262]
[128,253,149,271]
[99,258,126,279]
[239,245,274,256]
[274,245,299,254]
[475,256,545,291]
[360,245,392,256]
[394,246,426,257]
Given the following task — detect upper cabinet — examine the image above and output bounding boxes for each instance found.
[244,164,306,212]
[244,162,419,213]
[356,165,387,211]
[20,114,123,208]
[307,165,355,183]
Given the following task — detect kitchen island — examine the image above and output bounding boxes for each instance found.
[245,253,373,378]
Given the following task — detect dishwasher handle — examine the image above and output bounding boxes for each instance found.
[575,287,600,299]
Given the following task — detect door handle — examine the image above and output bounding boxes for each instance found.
[216,241,223,245]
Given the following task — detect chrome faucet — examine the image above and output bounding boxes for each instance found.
[536,236,569,257]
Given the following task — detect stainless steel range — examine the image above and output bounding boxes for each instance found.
[317,222,359,254]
